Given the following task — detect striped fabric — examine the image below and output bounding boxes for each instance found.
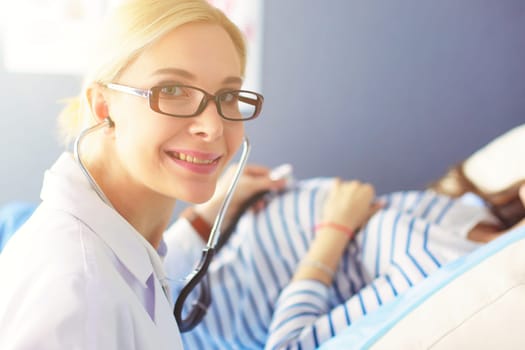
[171,178,492,350]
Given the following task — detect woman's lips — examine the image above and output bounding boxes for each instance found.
[166,150,221,175]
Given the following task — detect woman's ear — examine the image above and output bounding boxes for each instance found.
[86,84,110,123]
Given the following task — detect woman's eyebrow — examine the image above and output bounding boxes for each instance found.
[222,76,243,85]
[152,67,195,79]
[152,67,242,85]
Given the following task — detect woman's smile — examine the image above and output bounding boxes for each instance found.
[165,149,221,174]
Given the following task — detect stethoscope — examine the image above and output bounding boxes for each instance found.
[74,117,251,332]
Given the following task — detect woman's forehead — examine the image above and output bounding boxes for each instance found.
[120,22,242,87]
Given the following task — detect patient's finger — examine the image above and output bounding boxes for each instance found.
[369,200,385,217]
[250,198,267,213]
[243,164,271,177]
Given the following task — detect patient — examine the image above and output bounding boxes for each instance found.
[163,124,525,349]
[264,184,524,350]
[165,164,523,349]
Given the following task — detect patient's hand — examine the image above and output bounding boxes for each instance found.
[194,164,287,234]
[321,179,383,234]
[292,179,383,285]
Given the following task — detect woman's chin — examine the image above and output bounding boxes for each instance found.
[178,187,216,205]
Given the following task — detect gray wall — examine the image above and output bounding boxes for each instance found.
[0,67,79,206]
[1,0,524,208]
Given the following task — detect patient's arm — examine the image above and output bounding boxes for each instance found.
[468,184,525,243]
[265,179,383,350]
[429,124,525,229]
[503,185,525,230]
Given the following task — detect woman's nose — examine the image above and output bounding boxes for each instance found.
[187,101,224,141]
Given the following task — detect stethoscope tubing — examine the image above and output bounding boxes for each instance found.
[174,137,251,332]
[74,118,115,209]
[207,137,251,248]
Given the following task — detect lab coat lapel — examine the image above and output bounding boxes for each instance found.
[153,276,182,346]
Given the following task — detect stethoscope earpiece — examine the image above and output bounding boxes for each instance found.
[104,116,115,128]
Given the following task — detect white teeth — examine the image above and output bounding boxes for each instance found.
[175,152,214,164]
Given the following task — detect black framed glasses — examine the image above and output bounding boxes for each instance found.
[103,83,264,121]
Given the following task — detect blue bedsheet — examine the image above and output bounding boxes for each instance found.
[0,202,37,253]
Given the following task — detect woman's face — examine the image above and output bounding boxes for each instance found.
[103,22,245,204]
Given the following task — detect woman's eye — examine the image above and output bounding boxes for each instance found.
[220,92,237,103]
[160,86,183,96]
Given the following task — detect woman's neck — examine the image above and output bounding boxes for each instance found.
[111,193,175,249]
[83,147,176,249]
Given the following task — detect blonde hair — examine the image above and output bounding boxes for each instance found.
[58,0,246,145]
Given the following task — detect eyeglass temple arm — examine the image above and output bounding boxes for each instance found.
[104,83,149,98]
[238,95,259,106]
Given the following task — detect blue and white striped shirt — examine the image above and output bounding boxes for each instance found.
[164,178,492,349]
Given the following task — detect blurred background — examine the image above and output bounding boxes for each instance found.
[0,0,524,209]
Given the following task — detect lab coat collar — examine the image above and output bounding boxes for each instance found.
[40,152,155,288]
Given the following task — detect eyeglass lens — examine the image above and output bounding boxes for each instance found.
[154,85,260,120]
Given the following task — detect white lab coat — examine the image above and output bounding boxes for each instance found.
[0,153,183,349]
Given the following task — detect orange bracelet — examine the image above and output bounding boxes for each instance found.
[180,207,212,241]
[314,222,354,238]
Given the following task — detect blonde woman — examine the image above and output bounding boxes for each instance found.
[0,1,274,349]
